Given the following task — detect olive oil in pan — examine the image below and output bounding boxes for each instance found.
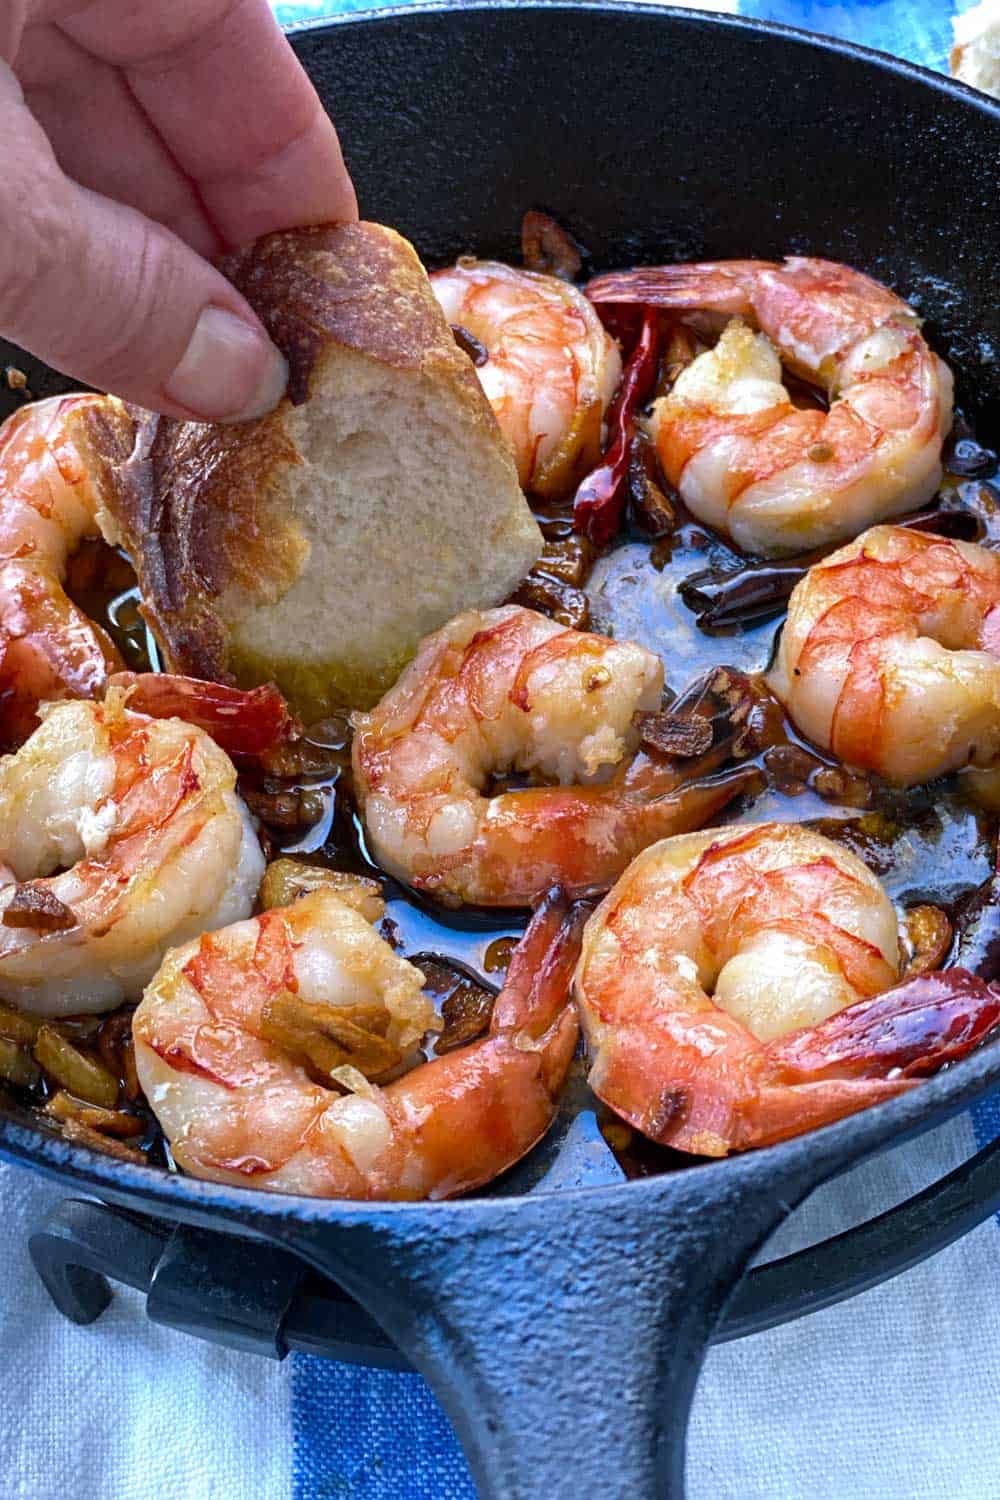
[14,443,1000,1182]
[64,542,163,673]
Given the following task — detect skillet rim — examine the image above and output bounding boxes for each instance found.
[3,1033,1000,1224]
[2,0,999,1222]
[282,0,1000,122]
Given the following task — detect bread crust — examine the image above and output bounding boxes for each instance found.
[75,223,541,713]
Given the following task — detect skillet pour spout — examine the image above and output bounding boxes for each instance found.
[3,5,1000,1497]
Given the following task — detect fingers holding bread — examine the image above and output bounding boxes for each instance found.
[75,222,543,718]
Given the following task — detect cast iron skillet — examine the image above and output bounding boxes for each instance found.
[3,6,1000,1496]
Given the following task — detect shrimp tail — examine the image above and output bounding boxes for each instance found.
[491,887,586,1105]
[620,760,766,844]
[0,567,122,746]
[108,672,295,758]
[428,763,765,908]
[374,888,589,1199]
[587,1012,914,1160]
[718,969,1000,1152]
[770,968,1000,1081]
[493,885,592,1036]
[586,261,776,313]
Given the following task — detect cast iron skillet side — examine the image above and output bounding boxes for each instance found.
[1,8,999,1497]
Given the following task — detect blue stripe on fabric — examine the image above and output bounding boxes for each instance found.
[740,0,979,72]
[972,1093,1000,1154]
[291,1355,474,1499]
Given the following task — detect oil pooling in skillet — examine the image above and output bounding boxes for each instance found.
[3,282,999,1184]
[2,393,991,1185]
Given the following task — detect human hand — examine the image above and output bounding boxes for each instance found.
[1,2,358,420]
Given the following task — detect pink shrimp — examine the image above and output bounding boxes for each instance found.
[431,260,621,496]
[0,692,263,1017]
[587,257,953,556]
[0,396,295,760]
[134,885,586,1200]
[768,524,1000,785]
[0,395,124,745]
[575,822,1000,1155]
[351,604,759,906]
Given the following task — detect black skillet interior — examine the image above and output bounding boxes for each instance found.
[2,7,1000,1498]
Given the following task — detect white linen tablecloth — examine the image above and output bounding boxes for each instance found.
[4,1,998,1495]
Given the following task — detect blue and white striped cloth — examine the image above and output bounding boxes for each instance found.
[4,5,998,1499]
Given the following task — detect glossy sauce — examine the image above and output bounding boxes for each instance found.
[16,419,1000,1184]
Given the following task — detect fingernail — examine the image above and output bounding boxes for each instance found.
[165,306,288,422]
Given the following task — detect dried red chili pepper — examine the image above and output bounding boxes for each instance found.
[573,309,660,548]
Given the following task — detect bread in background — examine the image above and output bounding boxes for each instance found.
[951,0,1000,97]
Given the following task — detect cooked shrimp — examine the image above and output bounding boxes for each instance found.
[0,692,264,1016]
[0,396,297,759]
[431,260,621,497]
[352,605,758,907]
[587,257,953,555]
[575,823,1000,1155]
[0,394,124,746]
[133,885,586,1200]
[768,524,1000,785]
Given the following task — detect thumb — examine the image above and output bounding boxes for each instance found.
[1,66,287,422]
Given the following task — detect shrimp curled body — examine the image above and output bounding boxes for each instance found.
[431,260,621,497]
[0,695,263,1016]
[0,396,297,762]
[768,525,1000,785]
[575,823,1000,1155]
[0,395,123,746]
[134,885,586,1200]
[352,605,754,907]
[587,257,953,556]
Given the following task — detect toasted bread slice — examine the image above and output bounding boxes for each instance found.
[75,222,542,717]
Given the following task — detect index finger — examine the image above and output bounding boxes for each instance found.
[58,0,358,247]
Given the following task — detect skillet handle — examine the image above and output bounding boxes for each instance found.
[720,1121,1000,1339]
[280,1168,797,1500]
